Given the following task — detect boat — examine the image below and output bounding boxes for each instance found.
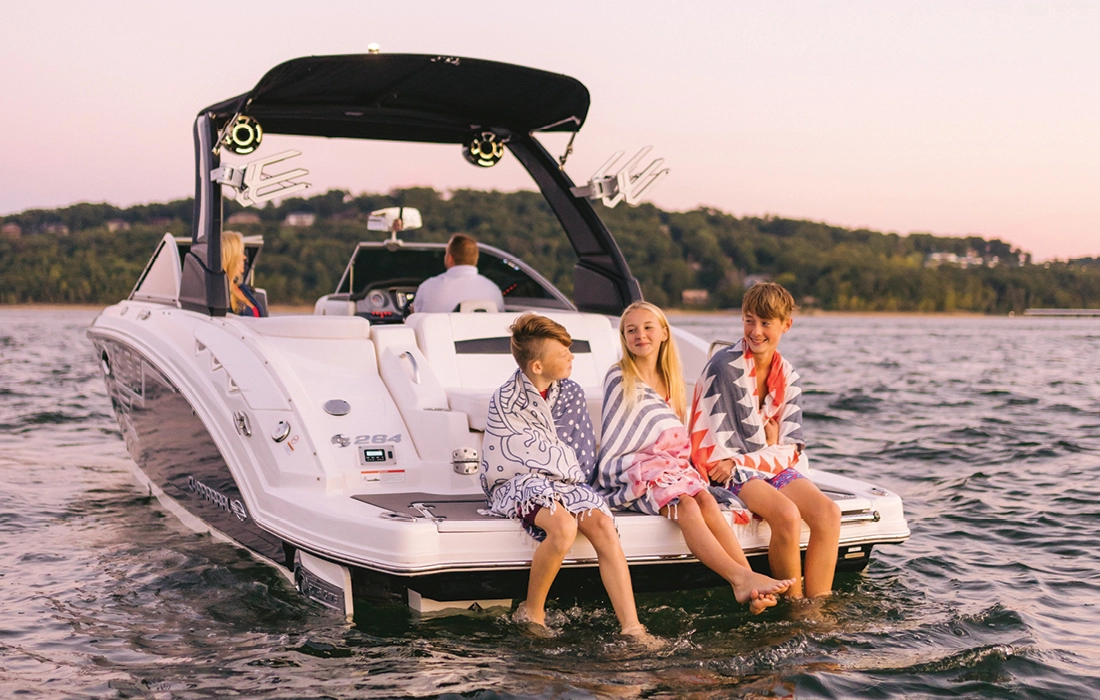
[88,53,909,617]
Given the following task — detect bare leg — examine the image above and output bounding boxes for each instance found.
[522,506,578,627]
[695,491,752,569]
[575,510,645,635]
[736,478,805,598]
[661,496,792,614]
[778,479,841,598]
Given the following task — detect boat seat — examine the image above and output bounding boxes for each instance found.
[237,315,371,339]
[404,312,620,437]
[458,298,500,313]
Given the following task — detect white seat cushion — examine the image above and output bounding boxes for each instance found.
[235,315,370,339]
[449,387,604,440]
[405,311,619,434]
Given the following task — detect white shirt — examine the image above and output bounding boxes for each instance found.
[413,265,505,313]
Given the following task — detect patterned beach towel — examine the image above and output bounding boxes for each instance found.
[689,339,806,486]
[595,365,714,516]
[480,368,610,537]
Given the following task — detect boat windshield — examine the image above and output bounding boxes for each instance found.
[335,244,570,309]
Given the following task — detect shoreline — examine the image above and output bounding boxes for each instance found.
[0,303,1009,318]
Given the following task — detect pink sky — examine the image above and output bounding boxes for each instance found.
[1,1,1097,260]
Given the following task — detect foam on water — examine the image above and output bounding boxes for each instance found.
[2,309,1099,698]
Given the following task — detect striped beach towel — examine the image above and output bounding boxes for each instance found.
[595,365,711,515]
[480,368,611,537]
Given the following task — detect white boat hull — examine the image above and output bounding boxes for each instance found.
[89,301,909,613]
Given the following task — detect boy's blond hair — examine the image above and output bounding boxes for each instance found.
[742,282,796,320]
[510,313,572,370]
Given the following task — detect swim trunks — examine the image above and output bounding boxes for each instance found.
[726,466,804,496]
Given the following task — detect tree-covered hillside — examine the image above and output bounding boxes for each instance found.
[2,188,1098,313]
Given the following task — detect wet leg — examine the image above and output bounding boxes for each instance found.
[736,479,805,598]
[695,491,752,569]
[779,479,841,598]
[662,496,791,613]
[576,510,645,635]
[523,506,578,627]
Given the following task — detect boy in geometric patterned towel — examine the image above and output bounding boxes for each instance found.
[688,283,841,599]
[480,313,648,637]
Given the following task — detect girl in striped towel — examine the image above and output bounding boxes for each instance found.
[595,302,792,613]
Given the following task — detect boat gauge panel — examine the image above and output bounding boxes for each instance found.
[359,446,396,465]
[367,290,388,308]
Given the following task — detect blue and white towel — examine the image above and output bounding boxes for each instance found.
[596,365,711,515]
[480,368,611,539]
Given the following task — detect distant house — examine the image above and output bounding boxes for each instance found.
[925,252,958,267]
[284,212,316,227]
[957,252,984,268]
[681,289,709,306]
[42,222,69,235]
[226,212,262,225]
[925,251,993,269]
[1,222,22,239]
[106,219,131,233]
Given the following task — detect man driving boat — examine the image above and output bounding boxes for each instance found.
[412,233,505,313]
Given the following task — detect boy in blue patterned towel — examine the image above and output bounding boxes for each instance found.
[481,313,648,637]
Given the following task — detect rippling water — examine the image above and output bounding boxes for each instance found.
[2,308,1098,698]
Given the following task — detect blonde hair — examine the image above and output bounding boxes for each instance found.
[447,233,479,266]
[617,301,686,421]
[510,313,572,370]
[221,230,246,314]
[742,282,796,320]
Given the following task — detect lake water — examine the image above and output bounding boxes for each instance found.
[1,308,1098,699]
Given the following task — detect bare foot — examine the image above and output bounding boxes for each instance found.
[514,603,550,629]
[788,594,830,622]
[732,572,796,613]
[620,623,667,650]
[747,590,778,615]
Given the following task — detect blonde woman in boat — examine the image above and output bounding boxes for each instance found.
[595,301,793,613]
[221,230,265,317]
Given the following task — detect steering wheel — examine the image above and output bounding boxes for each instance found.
[357,277,422,323]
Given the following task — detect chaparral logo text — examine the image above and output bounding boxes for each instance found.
[187,476,249,522]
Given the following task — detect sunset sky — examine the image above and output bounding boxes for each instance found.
[2,1,1097,260]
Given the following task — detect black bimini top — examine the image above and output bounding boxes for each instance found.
[201,53,590,142]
